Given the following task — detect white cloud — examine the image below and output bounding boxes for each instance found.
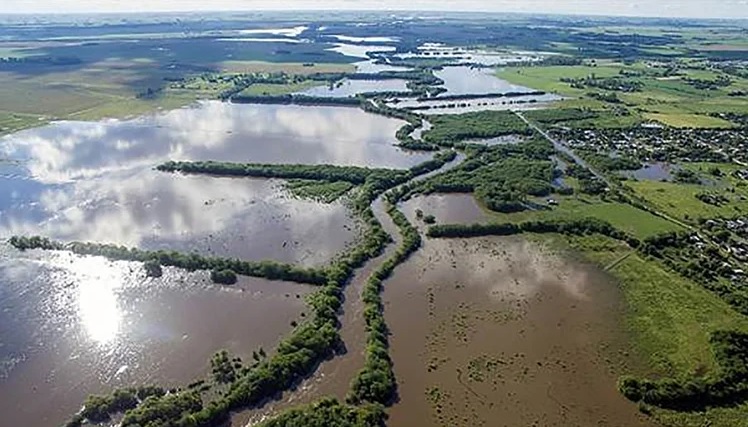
[0,0,746,18]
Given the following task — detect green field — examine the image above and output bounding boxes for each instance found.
[643,112,735,128]
[554,235,748,380]
[486,194,682,239]
[497,62,748,128]
[496,63,623,96]
[626,166,748,222]
[0,57,357,136]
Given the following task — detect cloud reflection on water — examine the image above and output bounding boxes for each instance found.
[0,102,427,265]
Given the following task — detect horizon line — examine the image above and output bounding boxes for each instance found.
[0,9,746,22]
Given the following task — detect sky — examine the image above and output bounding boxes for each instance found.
[0,0,746,19]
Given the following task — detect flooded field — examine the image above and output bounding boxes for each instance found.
[1,101,426,168]
[353,60,411,74]
[0,247,313,427]
[0,101,435,262]
[400,193,489,227]
[460,134,526,146]
[0,165,357,266]
[384,236,654,427]
[435,66,535,95]
[231,202,401,427]
[0,99,430,425]
[295,79,409,97]
[327,43,396,59]
[0,100,437,264]
[390,93,561,115]
[394,46,543,66]
[623,162,677,181]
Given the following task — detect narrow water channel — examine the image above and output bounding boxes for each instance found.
[231,152,464,426]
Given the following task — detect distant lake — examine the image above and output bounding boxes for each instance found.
[295,79,410,97]
[435,66,535,95]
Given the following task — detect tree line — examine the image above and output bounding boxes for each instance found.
[426,217,639,247]
[9,236,327,286]
[422,110,532,146]
[348,201,422,406]
[619,330,748,411]
[403,140,562,213]
[257,397,386,427]
[230,93,363,105]
[157,161,387,185]
[58,148,463,427]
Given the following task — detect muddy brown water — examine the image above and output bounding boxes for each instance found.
[230,160,470,425]
[0,100,436,427]
[231,198,402,427]
[0,247,314,427]
[401,193,489,229]
[384,236,654,427]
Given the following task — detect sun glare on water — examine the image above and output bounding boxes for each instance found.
[67,255,127,344]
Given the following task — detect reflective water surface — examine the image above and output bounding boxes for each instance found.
[0,247,313,427]
[0,100,431,426]
[400,193,489,226]
[353,60,411,74]
[1,101,422,170]
[327,43,396,59]
[435,66,535,95]
[384,236,655,427]
[295,79,409,97]
[390,93,561,115]
[623,162,677,181]
[0,101,430,263]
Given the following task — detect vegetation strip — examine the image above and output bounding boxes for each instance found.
[156,161,399,185]
[9,236,328,285]
[47,151,460,427]
[619,330,748,411]
[256,398,387,427]
[347,201,422,405]
[427,217,639,247]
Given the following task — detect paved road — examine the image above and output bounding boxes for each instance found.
[514,111,608,183]
[515,111,696,234]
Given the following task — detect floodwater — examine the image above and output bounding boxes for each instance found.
[353,60,412,74]
[0,246,313,427]
[295,79,409,97]
[384,236,654,427]
[460,134,525,146]
[229,158,466,427]
[231,199,401,427]
[389,93,561,115]
[623,162,677,181]
[400,193,489,227]
[239,26,308,37]
[395,45,544,66]
[0,101,434,265]
[435,66,534,95]
[1,101,426,169]
[434,66,531,95]
[0,163,357,266]
[409,119,432,141]
[327,43,396,59]
[330,35,400,43]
